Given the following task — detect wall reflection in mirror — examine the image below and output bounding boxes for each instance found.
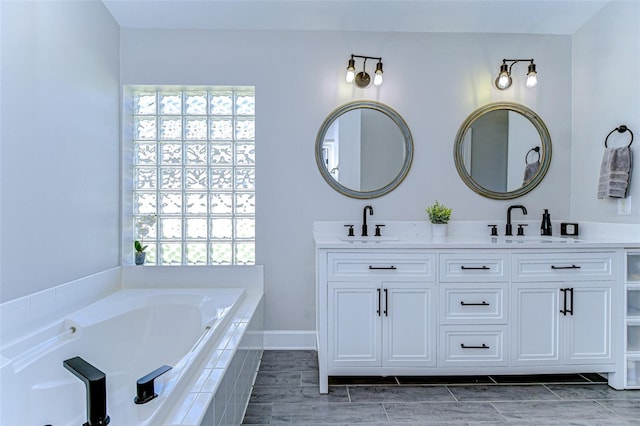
[455,102,551,200]
[316,101,413,199]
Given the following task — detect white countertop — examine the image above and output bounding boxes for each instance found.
[313,221,640,250]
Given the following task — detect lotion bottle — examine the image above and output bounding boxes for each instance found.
[541,209,552,236]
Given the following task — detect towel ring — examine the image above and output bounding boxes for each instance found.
[525,146,541,164]
[605,125,634,148]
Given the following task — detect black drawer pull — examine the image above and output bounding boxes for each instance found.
[460,343,490,349]
[460,301,490,306]
[369,265,397,270]
[551,264,581,270]
[460,265,490,270]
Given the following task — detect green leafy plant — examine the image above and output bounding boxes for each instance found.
[425,200,452,224]
[134,240,147,253]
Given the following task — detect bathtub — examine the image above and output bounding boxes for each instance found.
[0,287,249,426]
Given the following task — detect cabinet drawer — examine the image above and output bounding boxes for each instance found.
[440,285,507,324]
[328,252,435,280]
[439,253,509,282]
[512,252,615,282]
[439,326,508,366]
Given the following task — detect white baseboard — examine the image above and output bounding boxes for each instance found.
[263,330,317,350]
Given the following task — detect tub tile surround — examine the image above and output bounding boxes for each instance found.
[0,265,265,426]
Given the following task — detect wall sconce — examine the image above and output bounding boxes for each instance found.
[495,59,538,90]
[345,54,383,88]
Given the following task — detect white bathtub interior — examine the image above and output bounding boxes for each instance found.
[0,266,264,426]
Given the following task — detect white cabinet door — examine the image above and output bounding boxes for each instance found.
[382,283,436,367]
[565,283,612,363]
[328,282,381,367]
[511,283,561,365]
[512,282,613,365]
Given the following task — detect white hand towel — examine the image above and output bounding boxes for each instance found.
[597,146,633,199]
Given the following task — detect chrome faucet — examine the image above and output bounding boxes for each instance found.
[506,204,528,236]
[362,205,374,236]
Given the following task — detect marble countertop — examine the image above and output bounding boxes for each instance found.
[313,221,640,250]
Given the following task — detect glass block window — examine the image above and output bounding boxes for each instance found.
[131,88,255,265]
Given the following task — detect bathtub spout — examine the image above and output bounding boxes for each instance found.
[63,356,110,426]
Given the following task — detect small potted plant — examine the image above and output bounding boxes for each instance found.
[134,240,148,265]
[426,200,452,237]
[134,214,156,265]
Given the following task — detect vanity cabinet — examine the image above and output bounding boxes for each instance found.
[315,241,626,393]
[511,252,615,365]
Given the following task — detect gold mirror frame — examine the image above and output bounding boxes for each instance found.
[315,101,414,199]
[454,102,552,200]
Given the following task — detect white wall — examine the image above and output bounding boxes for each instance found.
[121,29,573,332]
[572,0,640,223]
[0,1,120,302]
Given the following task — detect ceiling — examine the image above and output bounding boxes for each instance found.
[101,0,610,34]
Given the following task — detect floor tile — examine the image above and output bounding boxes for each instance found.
[596,399,640,418]
[301,371,320,386]
[492,400,617,422]
[270,402,387,424]
[348,385,456,403]
[249,385,348,404]
[448,384,560,401]
[254,371,302,386]
[259,350,319,372]
[242,403,272,424]
[384,401,504,423]
[547,384,640,400]
[490,373,591,384]
[398,375,494,385]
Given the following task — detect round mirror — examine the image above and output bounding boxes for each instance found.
[315,101,413,199]
[454,102,552,200]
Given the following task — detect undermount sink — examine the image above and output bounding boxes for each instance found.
[491,236,582,244]
[340,236,400,242]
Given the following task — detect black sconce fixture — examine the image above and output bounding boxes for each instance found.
[345,54,383,88]
[495,58,538,90]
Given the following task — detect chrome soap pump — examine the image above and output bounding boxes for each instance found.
[541,209,552,236]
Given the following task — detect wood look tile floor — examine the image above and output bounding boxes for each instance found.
[242,351,640,425]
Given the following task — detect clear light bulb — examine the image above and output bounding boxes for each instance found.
[496,72,511,89]
[345,58,356,84]
[526,62,537,88]
[373,70,383,86]
[373,61,383,86]
[346,69,355,84]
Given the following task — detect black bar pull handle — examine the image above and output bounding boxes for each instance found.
[377,288,381,316]
[134,365,173,404]
[460,343,490,349]
[383,288,389,316]
[460,265,490,270]
[369,265,397,270]
[460,301,490,306]
[560,288,567,315]
[551,264,581,270]
[567,287,574,316]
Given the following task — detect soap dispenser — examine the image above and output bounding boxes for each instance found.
[541,209,552,236]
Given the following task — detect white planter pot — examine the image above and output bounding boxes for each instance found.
[431,223,448,237]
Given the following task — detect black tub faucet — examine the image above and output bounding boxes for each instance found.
[63,356,110,426]
[506,204,528,236]
[362,205,374,236]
